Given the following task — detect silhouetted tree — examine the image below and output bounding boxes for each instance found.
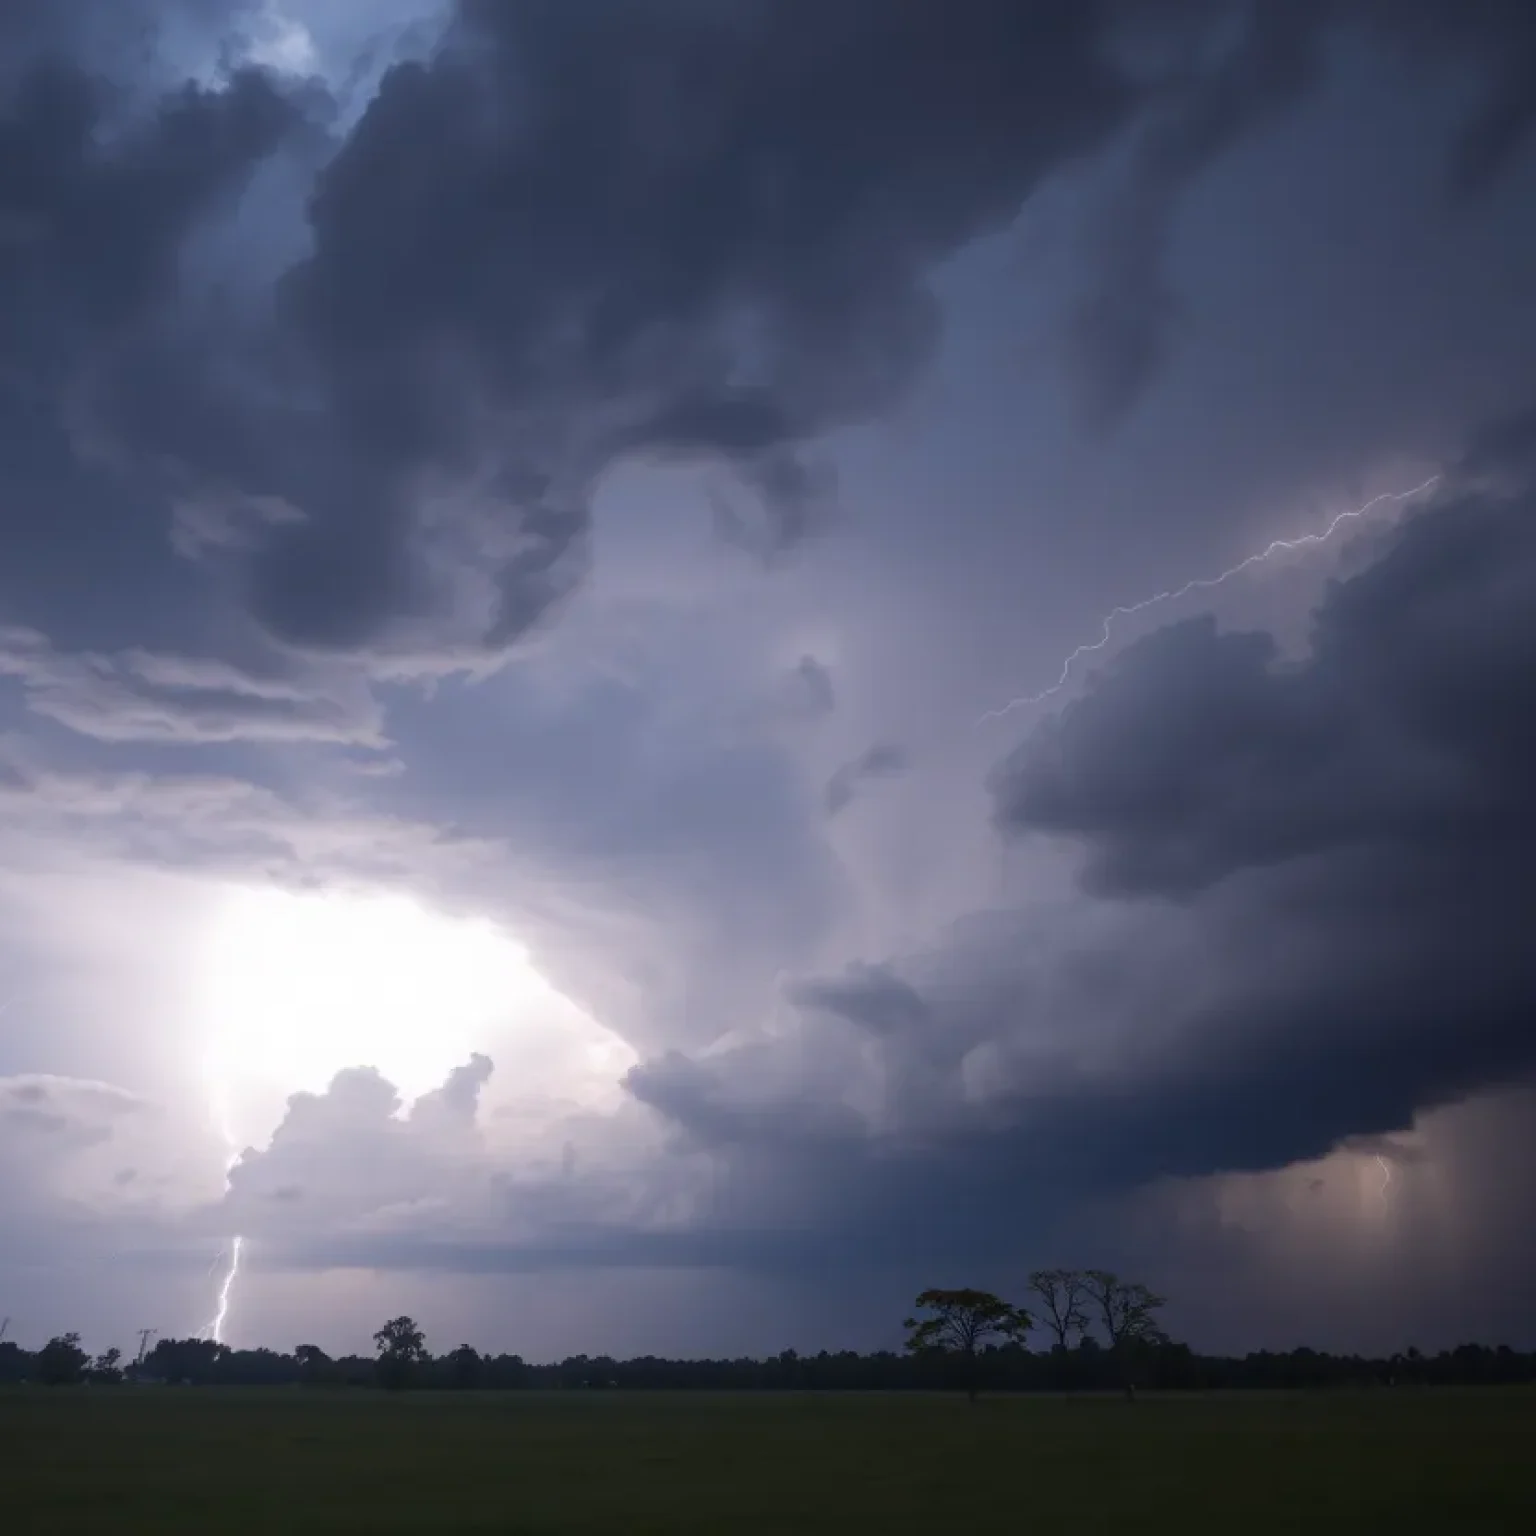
[903,1288,1031,1403]
[1082,1270,1167,1400]
[4,1297,1532,1395]
[294,1344,333,1386]
[34,1333,88,1386]
[0,1341,29,1384]
[446,1343,482,1390]
[1029,1268,1090,1352]
[373,1315,428,1390]
[88,1347,123,1384]
[143,1337,228,1385]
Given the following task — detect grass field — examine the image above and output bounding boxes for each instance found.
[4,1386,1532,1533]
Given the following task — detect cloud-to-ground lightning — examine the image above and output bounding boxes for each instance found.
[979,475,1442,726]
[200,1089,244,1345]
[1375,1154,1393,1215]
[205,1236,244,1345]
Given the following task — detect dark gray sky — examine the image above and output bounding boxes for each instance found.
[2,0,1535,1362]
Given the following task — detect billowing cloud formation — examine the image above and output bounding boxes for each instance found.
[609,432,1536,1272]
[993,493,1535,899]
[220,1055,707,1274]
[3,1,1536,1355]
[8,0,1534,676]
[167,0,1144,658]
[225,1060,495,1235]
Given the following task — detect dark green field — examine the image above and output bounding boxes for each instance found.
[3,1387,1531,1533]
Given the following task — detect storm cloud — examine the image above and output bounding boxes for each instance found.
[3,1,1535,1356]
[6,0,1530,672]
[615,428,1536,1272]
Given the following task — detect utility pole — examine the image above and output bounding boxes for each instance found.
[135,1328,158,1366]
[0,1316,10,1344]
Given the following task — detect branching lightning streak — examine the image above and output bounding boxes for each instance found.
[1375,1154,1393,1214]
[978,476,1442,725]
[201,1089,244,1346]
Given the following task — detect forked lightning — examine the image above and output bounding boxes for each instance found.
[979,476,1442,725]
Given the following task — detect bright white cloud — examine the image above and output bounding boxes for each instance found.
[196,883,636,1148]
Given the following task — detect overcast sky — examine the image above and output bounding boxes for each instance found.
[2,0,1534,1363]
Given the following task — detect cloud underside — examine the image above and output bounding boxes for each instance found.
[3,1,1533,678]
[1,0,1535,1326]
[81,447,1526,1284]
[616,457,1536,1266]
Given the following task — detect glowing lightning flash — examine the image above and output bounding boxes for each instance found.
[979,476,1442,725]
[201,1091,245,1346]
[205,1236,244,1345]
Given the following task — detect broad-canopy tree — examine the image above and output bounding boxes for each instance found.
[143,1337,229,1386]
[903,1288,1032,1402]
[294,1343,332,1385]
[446,1343,483,1390]
[373,1315,429,1390]
[1082,1270,1167,1399]
[33,1333,88,1386]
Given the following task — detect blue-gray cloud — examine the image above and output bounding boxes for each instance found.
[3,0,1536,1356]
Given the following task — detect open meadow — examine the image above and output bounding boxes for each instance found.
[3,1386,1532,1533]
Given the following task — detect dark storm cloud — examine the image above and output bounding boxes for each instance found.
[1354,0,1536,199]
[225,0,1143,655]
[0,627,384,745]
[1063,0,1536,426]
[787,963,930,1039]
[1337,1131,1428,1167]
[6,0,1535,669]
[0,53,303,356]
[0,28,318,660]
[972,445,1536,1170]
[0,0,240,68]
[709,450,839,561]
[5,1,1536,1348]
[604,430,1536,1269]
[1066,0,1329,428]
[990,489,1535,898]
[7,0,1159,667]
[626,1048,866,1153]
[1461,401,1536,484]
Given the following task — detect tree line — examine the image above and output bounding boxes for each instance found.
[2,1267,1532,1395]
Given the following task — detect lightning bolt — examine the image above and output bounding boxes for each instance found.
[0,993,248,1340]
[205,1236,244,1346]
[201,1088,244,1346]
[978,475,1442,725]
[1375,1153,1393,1213]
